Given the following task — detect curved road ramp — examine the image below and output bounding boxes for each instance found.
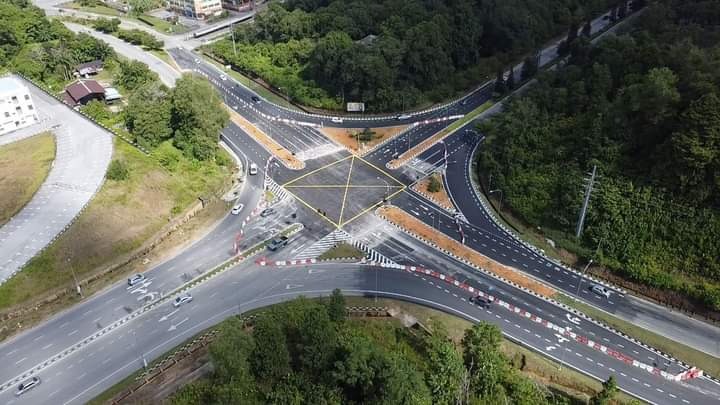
[0,76,112,284]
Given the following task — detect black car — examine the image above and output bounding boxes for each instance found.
[251,96,261,103]
[260,208,276,217]
[469,295,494,307]
[267,236,289,251]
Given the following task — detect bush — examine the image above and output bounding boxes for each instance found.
[93,18,121,33]
[106,159,130,181]
[427,175,442,193]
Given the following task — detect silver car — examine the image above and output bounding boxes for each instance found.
[127,273,145,286]
[174,293,193,307]
[591,284,611,298]
[16,377,40,396]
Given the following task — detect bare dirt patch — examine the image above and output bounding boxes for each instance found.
[412,172,454,211]
[378,205,557,298]
[226,106,303,169]
[318,125,409,155]
[0,132,55,226]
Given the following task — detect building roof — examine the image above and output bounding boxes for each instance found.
[64,80,105,105]
[104,87,122,101]
[75,60,104,75]
[0,77,27,94]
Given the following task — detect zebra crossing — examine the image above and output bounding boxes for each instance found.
[351,240,396,265]
[264,177,291,202]
[294,229,351,259]
[295,143,345,161]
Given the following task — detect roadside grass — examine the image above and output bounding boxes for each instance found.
[199,53,295,109]
[94,295,637,404]
[317,242,364,260]
[0,133,55,227]
[61,2,189,34]
[61,2,122,16]
[556,294,720,378]
[0,138,232,312]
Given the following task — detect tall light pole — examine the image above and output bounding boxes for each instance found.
[575,259,593,297]
[133,330,148,369]
[377,176,389,201]
[489,189,503,211]
[67,256,82,298]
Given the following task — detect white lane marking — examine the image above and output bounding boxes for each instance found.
[42,343,54,350]
[14,357,26,365]
[68,329,78,336]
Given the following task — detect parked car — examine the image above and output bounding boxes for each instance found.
[16,377,40,396]
[260,208,275,217]
[249,163,258,175]
[127,273,145,286]
[174,293,193,307]
[590,284,611,298]
[267,236,289,251]
[231,202,244,215]
[331,116,343,123]
[251,96,261,103]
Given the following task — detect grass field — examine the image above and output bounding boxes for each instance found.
[556,294,720,378]
[0,133,55,227]
[318,242,364,260]
[0,138,232,313]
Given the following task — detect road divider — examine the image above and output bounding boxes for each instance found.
[225,106,304,170]
[387,101,492,169]
[376,205,556,298]
[0,223,304,396]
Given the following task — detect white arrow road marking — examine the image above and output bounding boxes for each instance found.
[130,287,147,295]
[554,334,569,344]
[566,314,581,325]
[285,284,304,290]
[159,309,180,322]
[168,317,189,331]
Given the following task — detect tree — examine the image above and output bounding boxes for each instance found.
[116,59,157,91]
[427,174,442,193]
[128,0,154,15]
[250,314,291,380]
[424,330,464,405]
[170,75,229,160]
[326,288,346,322]
[521,53,539,81]
[462,322,509,398]
[106,159,129,181]
[592,375,618,405]
[125,82,172,149]
[506,67,516,90]
[582,20,592,37]
[494,69,507,96]
[93,18,121,33]
[82,99,110,122]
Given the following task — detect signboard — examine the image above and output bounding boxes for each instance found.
[346,102,365,112]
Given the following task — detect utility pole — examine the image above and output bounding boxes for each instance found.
[575,165,597,238]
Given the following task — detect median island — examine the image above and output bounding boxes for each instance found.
[377,205,557,298]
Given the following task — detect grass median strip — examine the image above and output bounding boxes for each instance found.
[556,294,720,378]
[377,205,557,298]
[225,106,303,169]
[318,125,410,155]
[411,172,455,212]
[388,101,493,169]
[318,242,364,260]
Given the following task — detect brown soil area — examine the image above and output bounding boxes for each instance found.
[412,173,455,211]
[226,106,303,169]
[318,125,409,155]
[378,206,557,298]
[0,133,55,227]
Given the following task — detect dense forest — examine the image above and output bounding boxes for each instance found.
[478,0,720,311]
[208,0,614,111]
[172,292,618,404]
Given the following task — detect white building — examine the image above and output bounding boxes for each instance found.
[166,0,223,19]
[0,77,38,136]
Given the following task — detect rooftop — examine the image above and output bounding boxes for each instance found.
[0,77,27,94]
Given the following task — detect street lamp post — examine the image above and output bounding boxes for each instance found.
[377,176,389,201]
[489,189,503,211]
[575,259,593,297]
[133,330,148,369]
[67,257,82,298]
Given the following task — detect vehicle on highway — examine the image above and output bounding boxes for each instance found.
[193,58,200,63]
[249,163,258,175]
[251,96,261,103]
[220,74,227,81]
[590,284,611,298]
[260,207,275,217]
[396,114,411,120]
[231,202,244,215]
[127,273,145,286]
[460,98,470,105]
[267,236,289,251]
[469,295,494,307]
[16,377,40,396]
[331,116,343,123]
[173,293,193,307]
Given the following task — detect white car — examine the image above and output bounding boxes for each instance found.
[231,202,244,215]
[127,273,145,286]
[396,114,411,120]
[220,74,227,81]
[590,284,611,298]
[16,377,40,396]
[174,294,193,307]
[331,116,343,124]
[249,163,258,175]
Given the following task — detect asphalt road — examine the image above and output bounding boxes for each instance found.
[0,77,112,285]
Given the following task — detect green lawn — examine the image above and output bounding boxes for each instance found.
[318,242,365,260]
[61,2,122,16]
[0,133,55,227]
[556,294,720,378]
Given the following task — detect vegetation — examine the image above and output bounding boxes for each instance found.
[171,292,593,405]
[208,0,615,112]
[478,0,720,312]
[427,174,442,193]
[317,242,365,260]
[0,133,55,227]
[116,28,163,50]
